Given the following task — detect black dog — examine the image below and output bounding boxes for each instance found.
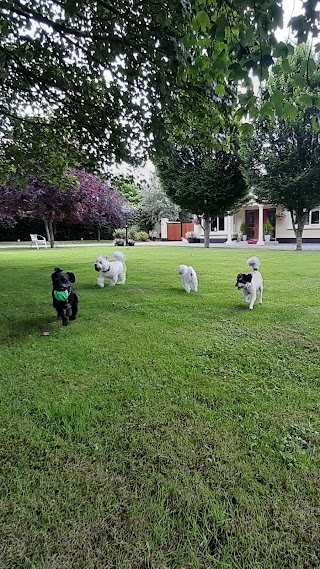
[51,268,78,326]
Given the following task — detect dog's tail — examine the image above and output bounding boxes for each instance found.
[247,256,260,271]
[112,251,125,263]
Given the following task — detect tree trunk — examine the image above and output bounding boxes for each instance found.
[295,227,303,251]
[290,210,308,251]
[44,218,50,243]
[203,213,211,248]
[97,226,101,241]
[48,218,55,248]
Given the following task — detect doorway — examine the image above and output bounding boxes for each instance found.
[245,210,258,240]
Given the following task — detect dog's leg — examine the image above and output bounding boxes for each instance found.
[243,291,250,303]
[249,290,257,310]
[259,286,263,305]
[117,272,126,284]
[97,277,105,288]
[69,300,78,321]
[54,303,69,325]
[184,283,191,293]
[109,278,117,286]
[57,308,69,325]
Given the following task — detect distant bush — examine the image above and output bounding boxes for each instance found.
[113,228,126,239]
[135,231,149,241]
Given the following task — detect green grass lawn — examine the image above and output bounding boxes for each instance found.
[0,246,319,569]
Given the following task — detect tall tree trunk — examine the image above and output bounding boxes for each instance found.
[290,210,308,252]
[97,226,101,241]
[48,218,55,248]
[295,226,303,251]
[203,213,211,248]
[44,218,50,243]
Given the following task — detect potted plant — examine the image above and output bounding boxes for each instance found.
[185,230,199,243]
[263,219,273,242]
[276,210,286,221]
[127,238,135,246]
[113,237,125,246]
[239,222,247,241]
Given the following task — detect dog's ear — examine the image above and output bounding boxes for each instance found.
[52,268,62,282]
[67,272,76,283]
[245,273,252,282]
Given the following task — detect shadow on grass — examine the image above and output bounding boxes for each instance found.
[0,314,59,346]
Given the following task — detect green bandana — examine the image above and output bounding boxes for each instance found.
[54,290,69,302]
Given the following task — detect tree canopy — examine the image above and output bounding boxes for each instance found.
[0,169,130,246]
[157,142,248,247]
[136,173,181,232]
[1,0,319,165]
[241,44,320,251]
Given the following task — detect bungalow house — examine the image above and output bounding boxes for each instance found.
[160,201,320,244]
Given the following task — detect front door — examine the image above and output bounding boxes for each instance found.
[245,210,258,240]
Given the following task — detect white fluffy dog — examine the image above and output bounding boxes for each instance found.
[178,264,198,293]
[94,251,126,287]
[235,256,263,310]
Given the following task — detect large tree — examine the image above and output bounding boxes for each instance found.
[242,44,320,251]
[0,175,82,247]
[75,171,129,240]
[157,143,248,247]
[1,0,317,166]
[136,173,181,232]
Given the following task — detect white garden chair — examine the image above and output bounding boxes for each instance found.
[30,234,48,249]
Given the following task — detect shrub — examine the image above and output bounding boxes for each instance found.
[264,219,273,235]
[113,228,126,239]
[240,222,247,234]
[128,224,139,239]
[185,231,196,239]
[135,231,149,241]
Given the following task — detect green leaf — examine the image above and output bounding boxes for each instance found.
[194,11,211,32]
[239,123,254,136]
[298,93,313,107]
[292,74,307,88]
[215,84,225,96]
[282,102,298,120]
[270,91,284,106]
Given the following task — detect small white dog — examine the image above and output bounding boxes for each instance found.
[178,264,198,293]
[235,256,263,310]
[94,251,126,287]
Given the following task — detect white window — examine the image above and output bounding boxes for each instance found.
[211,217,225,232]
[288,208,320,228]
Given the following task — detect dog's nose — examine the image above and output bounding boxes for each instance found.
[94,265,99,271]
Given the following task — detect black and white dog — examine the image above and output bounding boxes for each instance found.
[235,256,263,310]
[51,268,78,325]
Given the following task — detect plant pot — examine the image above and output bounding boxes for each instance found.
[264,234,271,242]
[242,235,247,241]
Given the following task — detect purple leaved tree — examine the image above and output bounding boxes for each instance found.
[0,171,132,246]
[72,170,131,240]
[0,175,82,247]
